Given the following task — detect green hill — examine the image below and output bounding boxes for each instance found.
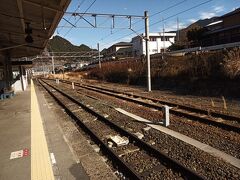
[48,35,91,52]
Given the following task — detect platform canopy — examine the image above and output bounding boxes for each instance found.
[0,0,71,58]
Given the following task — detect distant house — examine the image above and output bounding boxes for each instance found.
[203,8,240,46]
[177,17,220,46]
[105,42,133,59]
[132,32,176,56]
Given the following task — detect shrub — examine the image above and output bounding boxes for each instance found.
[222,48,240,79]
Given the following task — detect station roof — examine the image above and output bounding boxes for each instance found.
[0,60,32,67]
[0,0,71,58]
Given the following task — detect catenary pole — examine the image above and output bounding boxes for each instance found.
[97,43,101,69]
[145,11,151,92]
[51,56,55,74]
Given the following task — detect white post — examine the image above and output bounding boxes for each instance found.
[72,82,75,89]
[52,56,55,74]
[162,105,170,126]
[163,20,165,53]
[97,43,101,69]
[144,11,151,92]
[177,17,179,42]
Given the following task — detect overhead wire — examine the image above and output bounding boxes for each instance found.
[58,0,188,46]
[58,0,87,34]
[100,0,213,48]
[97,0,188,42]
[63,0,97,37]
[98,18,111,27]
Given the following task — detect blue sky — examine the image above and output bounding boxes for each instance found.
[55,0,239,50]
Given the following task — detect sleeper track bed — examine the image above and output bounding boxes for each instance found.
[38,79,204,180]
[50,78,240,133]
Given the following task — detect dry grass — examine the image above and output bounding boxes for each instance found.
[59,49,240,86]
[88,59,146,84]
[48,72,83,80]
[222,48,240,79]
[87,52,226,83]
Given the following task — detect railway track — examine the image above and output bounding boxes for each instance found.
[47,78,240,133]
[38,79,204,180]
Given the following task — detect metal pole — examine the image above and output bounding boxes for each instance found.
[51,56,55,74]
[19,66,24,91]
[177,17,179,42]
[163,21,165,52]
[97,43,101,69]
[162,19,165,60]
[144,11,151,92]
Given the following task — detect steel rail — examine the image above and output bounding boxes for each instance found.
[37,79,142,179]
[39,78,205,180]
[80,83,240,133]
[48,78,240,133]
[84,83,240,123]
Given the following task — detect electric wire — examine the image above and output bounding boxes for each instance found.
[100,0,213,48]
[63,0,97,37]
[98,18,110,27]
[58,0,187,42]
[97,0,188,42]
[58,0,87,34]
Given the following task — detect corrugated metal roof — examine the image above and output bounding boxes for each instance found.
[0,0,71,58]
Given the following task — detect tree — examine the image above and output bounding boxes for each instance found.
[187,28,206,46]
[168,44,185,51]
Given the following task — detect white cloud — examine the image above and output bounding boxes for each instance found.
[232,7,238,11]
[200,12,216,19]
[199,5,225,19]
[188,19,197,23]
[214,6,224,13]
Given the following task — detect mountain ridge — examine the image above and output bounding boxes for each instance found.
[47,35,92,52]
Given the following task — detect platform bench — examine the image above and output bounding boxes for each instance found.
[0,91,14,100]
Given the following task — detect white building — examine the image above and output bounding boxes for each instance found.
[132,32,176,56]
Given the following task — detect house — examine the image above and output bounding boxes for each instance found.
[132,32,176,56]
[104,42,133,59]
[203,8,240,46]
[177,17,220,46]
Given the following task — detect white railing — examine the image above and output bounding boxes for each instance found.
[167,41,240,55]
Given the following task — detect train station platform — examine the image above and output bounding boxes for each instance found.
[0,81,88,180]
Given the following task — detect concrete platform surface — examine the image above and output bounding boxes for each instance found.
[0,87,30,180]
[0,81,89,180]
[35,81,89,180]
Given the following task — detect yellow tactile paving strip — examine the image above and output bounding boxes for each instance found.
[31,80,54,180]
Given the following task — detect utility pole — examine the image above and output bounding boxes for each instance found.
[177,17,179,42]
[97,43,101,69]
[51,56,55,74]
[163,20,165,52]
[144,11,151,92]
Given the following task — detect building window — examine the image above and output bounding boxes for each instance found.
[150,37,157,41]
[152,49,158,52]
[161,37,170,41]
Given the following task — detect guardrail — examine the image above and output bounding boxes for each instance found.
[166,41,240,55]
